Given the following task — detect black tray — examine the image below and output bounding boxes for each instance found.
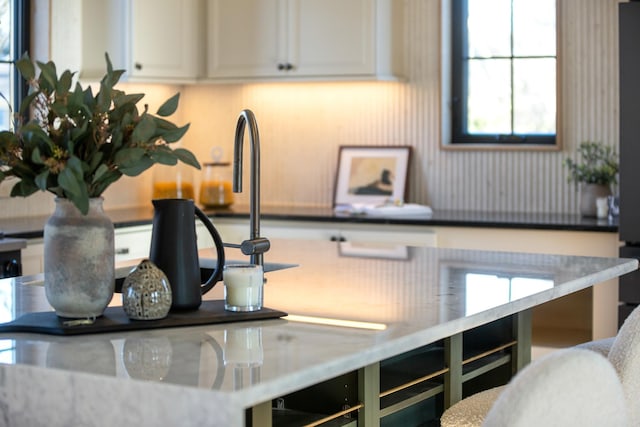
[0,300,287,336]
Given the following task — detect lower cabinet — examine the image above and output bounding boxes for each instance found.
[210,218,438,248]
[250,313,528,427]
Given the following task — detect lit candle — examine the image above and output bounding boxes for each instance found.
[224,264,264,311]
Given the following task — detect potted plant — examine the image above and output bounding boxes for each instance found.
[0,53,200,318]
[564,141,619,217]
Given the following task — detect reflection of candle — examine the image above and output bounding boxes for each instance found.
[224,264,263,311]
[224,327,263,366]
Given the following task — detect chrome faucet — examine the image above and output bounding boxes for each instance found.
[231,109,270,266]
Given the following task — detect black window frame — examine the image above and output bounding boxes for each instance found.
[1,0,30,127]
[450,0,557,146]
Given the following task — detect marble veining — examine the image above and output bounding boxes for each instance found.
[0,239,636,426]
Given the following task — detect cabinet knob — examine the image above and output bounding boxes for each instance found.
[116,247,130,255]
[277,63,294,71]
[134,62,143,71]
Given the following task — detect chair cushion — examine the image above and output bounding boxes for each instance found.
[482,348,628,426]
[609,305,640,425]
[574,336,615,357]
[440,386,505,427]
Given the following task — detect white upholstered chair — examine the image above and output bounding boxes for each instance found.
[440,348,629,427]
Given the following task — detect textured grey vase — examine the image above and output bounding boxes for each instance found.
[580,183,612,217]
[122,259,172,320]
[44,197,115,318]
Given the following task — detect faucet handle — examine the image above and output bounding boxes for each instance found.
[224,238,271,256]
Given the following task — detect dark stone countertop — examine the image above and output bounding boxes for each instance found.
[0,203,618,240]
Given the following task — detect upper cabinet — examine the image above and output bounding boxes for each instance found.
[127,0,205,82]
[49,0,402,83]
[206,0,404,81]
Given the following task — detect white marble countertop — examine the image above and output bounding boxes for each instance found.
[0,239,636,426]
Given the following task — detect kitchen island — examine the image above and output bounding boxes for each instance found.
[0,239,636,426]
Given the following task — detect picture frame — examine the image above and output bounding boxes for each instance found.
[333,146,411,207]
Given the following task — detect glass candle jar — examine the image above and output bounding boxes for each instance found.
[152,164,195,200]
[199,162,234,208]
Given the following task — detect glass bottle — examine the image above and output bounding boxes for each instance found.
[199,161,234,208]
[152,163,195,200]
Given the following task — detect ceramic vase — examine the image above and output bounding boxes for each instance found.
[580,183,612,217]
[121,259,172,320]
[44,197,115,318]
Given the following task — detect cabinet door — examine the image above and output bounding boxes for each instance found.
[289,0,375,76]
[114,225,153,264]
[207,0,286,78]
[129,0,204,81]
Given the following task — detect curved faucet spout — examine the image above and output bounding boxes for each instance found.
[233,109,268,266]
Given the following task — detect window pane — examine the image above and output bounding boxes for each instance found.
[0,63,10,130]
[467,59,512,134]
[467,0,512,57]
[513,0,556,56]
[513,58,556,134]
[0,0,9,61]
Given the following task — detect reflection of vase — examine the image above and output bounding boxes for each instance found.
[580,183,612,217]
[46,339,116,376]
[44,197,115,318]
[123,337,173,381]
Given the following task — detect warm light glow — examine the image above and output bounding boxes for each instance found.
[285,314,387,331]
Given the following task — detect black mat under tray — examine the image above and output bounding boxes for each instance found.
[0,300,287,336]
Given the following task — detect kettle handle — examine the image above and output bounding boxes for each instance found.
[194,206,225,294]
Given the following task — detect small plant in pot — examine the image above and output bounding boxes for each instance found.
[564,141,619,217]
[0,53,200,318]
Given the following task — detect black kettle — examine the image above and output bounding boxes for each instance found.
[149,198,225,311]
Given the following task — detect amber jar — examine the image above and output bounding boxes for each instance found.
[199,162,234,208]
[152,164,195,200]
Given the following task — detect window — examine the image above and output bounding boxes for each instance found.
[0,0,29,130]
[450,0,557,146]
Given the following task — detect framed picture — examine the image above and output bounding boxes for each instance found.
[333,146,411,207]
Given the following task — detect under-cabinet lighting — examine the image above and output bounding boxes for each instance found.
[285,314,387,331]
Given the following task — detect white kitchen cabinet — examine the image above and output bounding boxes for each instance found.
[22,239,44,276]
[208,218,437,247]
[126,0,205,82]
[206,0,404,80]
[51,0,204,83]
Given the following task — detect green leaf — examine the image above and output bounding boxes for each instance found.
[36,60,58,91]
[16,52,35,80]
[58,162,83,198]
[119,155,154,176]
[114,92,145,108]
[18,92,38,116]
[92,164,110,182]
[114,147,145,168]
[158,123,190,143]
[10,179,40,198]
[96,81,112,113]
[35,170,50,191]
[173,148,201,169]
[149,148,179,165]
[157,93,180,117]
[31,147,44,164]
[57,70,74,94]
[131,115,156,142]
